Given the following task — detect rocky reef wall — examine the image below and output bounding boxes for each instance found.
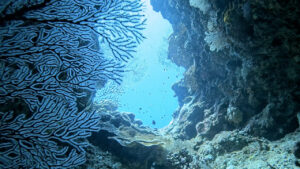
[80,0,300,168]
[151,0,299,141]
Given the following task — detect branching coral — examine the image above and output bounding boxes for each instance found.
[0,0,145,168]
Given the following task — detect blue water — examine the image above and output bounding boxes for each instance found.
[95,0,184,128]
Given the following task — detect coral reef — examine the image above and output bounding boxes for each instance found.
[1,0,299,168]
[92,0,300,168]
[151,0,299,140]
[149,0,300,168]
[80,103,173,169]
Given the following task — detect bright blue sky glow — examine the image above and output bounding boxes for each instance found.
[95,0,185,128]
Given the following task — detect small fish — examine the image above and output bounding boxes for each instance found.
[152,120,156,125]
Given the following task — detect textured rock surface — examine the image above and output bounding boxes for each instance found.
[211,130,300,169]
[153,0,299,168]
[80,103,174,169]
[83,104,300,169]
[82,0,300,168]
[163,130,300,169]
[151,0,299,141]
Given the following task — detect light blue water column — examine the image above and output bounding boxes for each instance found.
[117,0,185,128]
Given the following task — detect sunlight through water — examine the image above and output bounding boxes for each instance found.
[95,0,185,128]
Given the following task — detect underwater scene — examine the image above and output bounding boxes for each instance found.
[0,0,299,168]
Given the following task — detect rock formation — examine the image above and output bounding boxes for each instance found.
[77,0,300,168]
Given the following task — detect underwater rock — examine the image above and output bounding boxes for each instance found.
[151,0,299,141]
[172,79,189,107]
[195,130,299,168]
[76,146,123,169]
[189,0,211,14]
[141,0,300,168]
[210,131,254,155]
[166,148,193,169]
[84,101,299,168]
[294,141,300,167]
[79,0,300,168]
[166,100,205,139]
[225,105,243,126]
[85,108,175,169]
